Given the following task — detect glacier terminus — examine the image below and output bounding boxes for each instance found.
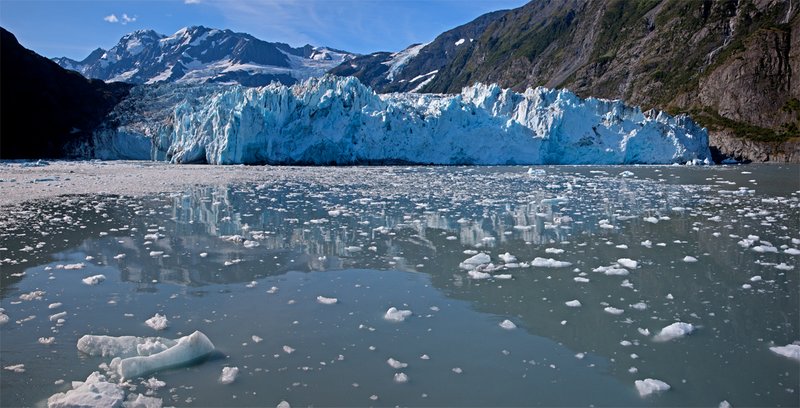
[93,75,712,165]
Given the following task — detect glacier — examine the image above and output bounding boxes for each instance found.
[93,75,712,165]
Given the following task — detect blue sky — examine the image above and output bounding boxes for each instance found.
[0,0,529,60]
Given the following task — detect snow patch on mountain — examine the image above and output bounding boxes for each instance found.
[94,75,712,165]
[383,43,428,81]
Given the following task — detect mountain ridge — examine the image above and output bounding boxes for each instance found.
[53,25,357,87]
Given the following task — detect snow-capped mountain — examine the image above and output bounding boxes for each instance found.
[53,26,356,86]
[92,75,711,165]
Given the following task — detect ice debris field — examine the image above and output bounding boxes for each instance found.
[0,164,798,407]
[93,75,711,165]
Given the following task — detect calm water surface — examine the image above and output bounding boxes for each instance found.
[1,165,798,407]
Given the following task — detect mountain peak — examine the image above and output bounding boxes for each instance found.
[53,26,357,87]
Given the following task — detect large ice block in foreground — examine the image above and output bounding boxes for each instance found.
[94,75,712,165]
[78,331,215,380]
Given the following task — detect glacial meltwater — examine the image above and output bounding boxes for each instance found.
[1,165,798,407]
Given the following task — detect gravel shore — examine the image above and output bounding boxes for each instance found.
[0,160,276,207]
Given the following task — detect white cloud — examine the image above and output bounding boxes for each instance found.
[120,13,136,24]
[104,13,136,25]
[185,0,201,3]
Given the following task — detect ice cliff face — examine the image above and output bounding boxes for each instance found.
[94,75,711,165]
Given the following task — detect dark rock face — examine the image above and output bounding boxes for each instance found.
[0,27,131,159]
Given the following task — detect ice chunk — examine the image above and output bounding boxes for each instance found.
[20,290,45,301]
[604,307,624,315]
[653,322,694,342]
[39,336,56,345]
[4,364,25,373]
[219,366,239,384]
[316,296,338,305]
[769,343,800,362]
[499,253,517,263]
[393,372,409,383]
[78,335,177,358]
[545,248,564,254]
[565,300,582,307]
[617,258,638,269]
[499,319,516,330]
[531,257,572,268]
[682,256,698,262]
[82,274,106,285]
[277,401,291,408]
[47,372,124,408]
[145,314,169,331]
[387,358,408,369]
[123,393,163,408]
[117,331,215,380]
[467,270,491,279]
[634,378,670,397]
[460,253,490,268]
[384,307,412,322]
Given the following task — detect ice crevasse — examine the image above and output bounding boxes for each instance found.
[94,75,712,165]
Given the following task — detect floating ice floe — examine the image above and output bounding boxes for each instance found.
[616,258,638,269]
[604,307,624,315]
[653,322,695,342]
[499,253,517,263]
[565,300,582,308]
[499,319,516,330]
[4,364,25,373]
[393,372,409,383]
[682,256,698,263]
[384,307,412,322]
[47,371,125,408]
[769,343,800,362]
[468,270,492,280]
[82,274,106,285]
[316,296,338,305]
[145,313,169,331]
[531,257,572,268]
[78,331,215,380]
[219,366,239,384]
[635,378,670,397]
[387,358,408,369]
[460,253,491,269]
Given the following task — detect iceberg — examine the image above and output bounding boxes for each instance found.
[78,331,215,380]
[94,75,711,165]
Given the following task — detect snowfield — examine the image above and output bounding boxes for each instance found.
[93,75,711,165]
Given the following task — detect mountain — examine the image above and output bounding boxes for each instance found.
[331,0,799,162]
[53,26,356,87]
[328,10,506,93]
[0,27,131,159]
[92,75,710,165]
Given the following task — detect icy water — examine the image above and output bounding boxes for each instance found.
[1,165,798,407]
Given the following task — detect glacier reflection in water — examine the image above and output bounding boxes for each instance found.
[0,165,798,407]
